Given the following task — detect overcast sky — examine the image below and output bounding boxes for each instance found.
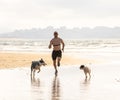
[0,0,120,33]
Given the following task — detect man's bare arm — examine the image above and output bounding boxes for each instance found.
[48,41,52,49]
[61,39,65,52]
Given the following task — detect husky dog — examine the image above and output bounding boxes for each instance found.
[80,65,91,79]
[31,58,47,76]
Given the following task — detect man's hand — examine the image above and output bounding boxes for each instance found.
[49,45,51,49]
[61,39,65,52]
[62,48,64,52]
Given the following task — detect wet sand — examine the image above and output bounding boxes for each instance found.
[0,52,99,69]
[0,52,120,100]
[0,62,120,100]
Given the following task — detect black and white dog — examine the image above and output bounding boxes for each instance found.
[31,58,47,76]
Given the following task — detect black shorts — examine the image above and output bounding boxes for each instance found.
[52,50,62,60]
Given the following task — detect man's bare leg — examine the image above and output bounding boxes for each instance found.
[53,60,58,75]
[57,57,61,67]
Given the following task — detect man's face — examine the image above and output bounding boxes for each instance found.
[54,32,58,38]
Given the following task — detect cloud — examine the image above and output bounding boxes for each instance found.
[0,0,120,33]
[1,0,120,17]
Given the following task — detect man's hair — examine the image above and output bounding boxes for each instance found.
[54,31,58,35]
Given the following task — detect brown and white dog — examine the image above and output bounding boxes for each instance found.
[80,65,91,79]
[31,58,47,76]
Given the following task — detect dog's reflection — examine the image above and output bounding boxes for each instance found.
[51,76,60,100]
[80,77,91,91]
[83,77,91,84]
[31,75,40,87]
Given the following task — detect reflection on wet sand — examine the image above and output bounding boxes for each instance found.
[30,76,45,100]
[31,76,40,87]
[51,76,60,100]
[80,77,91,93]
[83,78,91,84]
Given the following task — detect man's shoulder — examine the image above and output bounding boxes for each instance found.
[51,37,63,42]
[50,38,54,41]
[58,37,63,40]
[51,37,62,40]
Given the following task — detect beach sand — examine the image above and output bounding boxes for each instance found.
[0,52,100,69]
[0,52,120,100]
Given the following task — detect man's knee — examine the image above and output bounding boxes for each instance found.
[53,60,56,64]
[58,57,61,60]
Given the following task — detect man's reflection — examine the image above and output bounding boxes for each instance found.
[51,76,60,100]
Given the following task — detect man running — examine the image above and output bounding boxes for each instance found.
[49,31,65,75]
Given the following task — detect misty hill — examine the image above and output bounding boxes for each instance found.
[0,26,120,39]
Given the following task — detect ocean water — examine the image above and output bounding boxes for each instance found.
[0,39,120,53]
[0,38,120,63]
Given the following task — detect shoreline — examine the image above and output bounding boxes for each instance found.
[0,51,100,69]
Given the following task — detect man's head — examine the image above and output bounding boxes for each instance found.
[54,31,58,38]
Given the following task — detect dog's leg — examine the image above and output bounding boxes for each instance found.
[37,68,41,73]
[89,72,91,79]
[31,66,33,77]
[85,75,87,79]
[33,69,36,77]
[84,72,87,79]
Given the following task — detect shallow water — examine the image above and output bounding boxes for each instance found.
[0,63,120,100]
[0,39,120,53]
